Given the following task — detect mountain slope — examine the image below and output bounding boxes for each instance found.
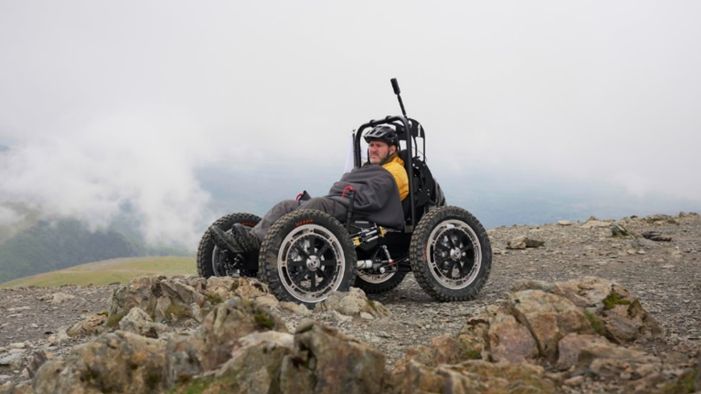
[0,218,143,283]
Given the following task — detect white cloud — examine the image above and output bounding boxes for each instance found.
[1,0,700,245]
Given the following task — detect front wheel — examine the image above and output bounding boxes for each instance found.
[259,209,357,308]
[197,213,261,278]
[409,206,492,301]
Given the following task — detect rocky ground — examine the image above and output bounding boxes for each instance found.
[1,212,700,393]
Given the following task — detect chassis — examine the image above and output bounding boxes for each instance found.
[197,80,492,307]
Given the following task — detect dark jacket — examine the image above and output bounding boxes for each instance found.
[326,164,405,229]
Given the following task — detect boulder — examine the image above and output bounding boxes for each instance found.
[641,230,672,242]
[509,289,593,360]
[118,307,168,338]
[530,276,660,343]
[108,276,271,326]
[644,214,679,225]
[556,333,659,375]
[390,359,557,394]
[33,331,168,394]
[172,331,294,394]
[48,292,76,304]
[279,320,386,394]
[316,288,390,318]
[66,312,108,337]
[487,311,538,363]
[506,236,544,250]
[167,297,288,382]
[611,223,631,237]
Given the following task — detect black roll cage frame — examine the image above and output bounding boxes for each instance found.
[352,116,426,232]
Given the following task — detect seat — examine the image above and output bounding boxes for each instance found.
[397,150,444,224]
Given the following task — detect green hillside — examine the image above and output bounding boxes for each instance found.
[0,218,144,283]
[0,203,191,283]
[0,256,196,288]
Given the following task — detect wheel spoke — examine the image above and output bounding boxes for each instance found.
[434,241,451,254]
[316,242,330,257]
[310,271,317,290]
[289,267,307,283]
[447,261,458,278]
[295,244,310,259]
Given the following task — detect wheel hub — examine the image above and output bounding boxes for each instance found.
[450,247,462,261]
[306,255,321,271]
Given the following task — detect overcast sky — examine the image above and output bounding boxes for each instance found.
[1,1,700,248]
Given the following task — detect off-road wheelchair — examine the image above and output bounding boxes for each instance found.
[197,79,492,307]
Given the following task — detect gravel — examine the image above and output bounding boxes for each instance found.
[1,212,700,388]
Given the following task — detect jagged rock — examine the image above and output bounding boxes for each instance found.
[255,294,279,309]
[0,381,32,394]
[455,310,491,361]
[506,236,544,250]
[548,276,613,308]
[390,359,557,394]
[279,320,386,394]
[611,223,631,237]
[167,297,288,383]
[581,218,612,228]
[66,312,107,337]
[487,310,538,362]
[280,301,312,316]
[48,293,75,304]
[315,288,390,318]
[510,279,556,293]
[529,276,660,343]
[0,352,24,369]
[173,331,294,394]
[108,276,271,326]
[600,284,661,342]
[24,350,47,379]
[509,289,593,360]
[204,276,269,303]
[118,307,168,338]
[644,214,679,225]
[642,230,672,242]
[556,333,659,373]
[33,331,168,394]
[47,329,70,347]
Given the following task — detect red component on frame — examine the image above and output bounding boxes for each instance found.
[341,185,354,198]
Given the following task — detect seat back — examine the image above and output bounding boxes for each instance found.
[398,150,445,223]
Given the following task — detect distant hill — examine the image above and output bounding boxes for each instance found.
[0,256,195,288]
[0,204,191,283]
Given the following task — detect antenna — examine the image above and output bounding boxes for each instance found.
[390,78,407,118]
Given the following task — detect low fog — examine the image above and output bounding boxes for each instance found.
[1,1,700,249]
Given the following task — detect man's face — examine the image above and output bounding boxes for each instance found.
[368,140,396,164]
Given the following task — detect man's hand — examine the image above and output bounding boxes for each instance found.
[296,190,311,202]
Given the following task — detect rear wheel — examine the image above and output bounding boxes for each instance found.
[409,206,491,301]
[197,213,261,278]
[259,209,356,307]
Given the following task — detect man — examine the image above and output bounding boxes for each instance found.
[210,125,409,259]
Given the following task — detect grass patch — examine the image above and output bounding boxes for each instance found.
[660,369,698,394]
[171,376,213,394]
[602,292,631,310]
[463,349,482,360]
[106,311,127,328]
[205,293,224,305]
[0,256,196,288]
[584,309,607,336]
[254,310,276,330]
